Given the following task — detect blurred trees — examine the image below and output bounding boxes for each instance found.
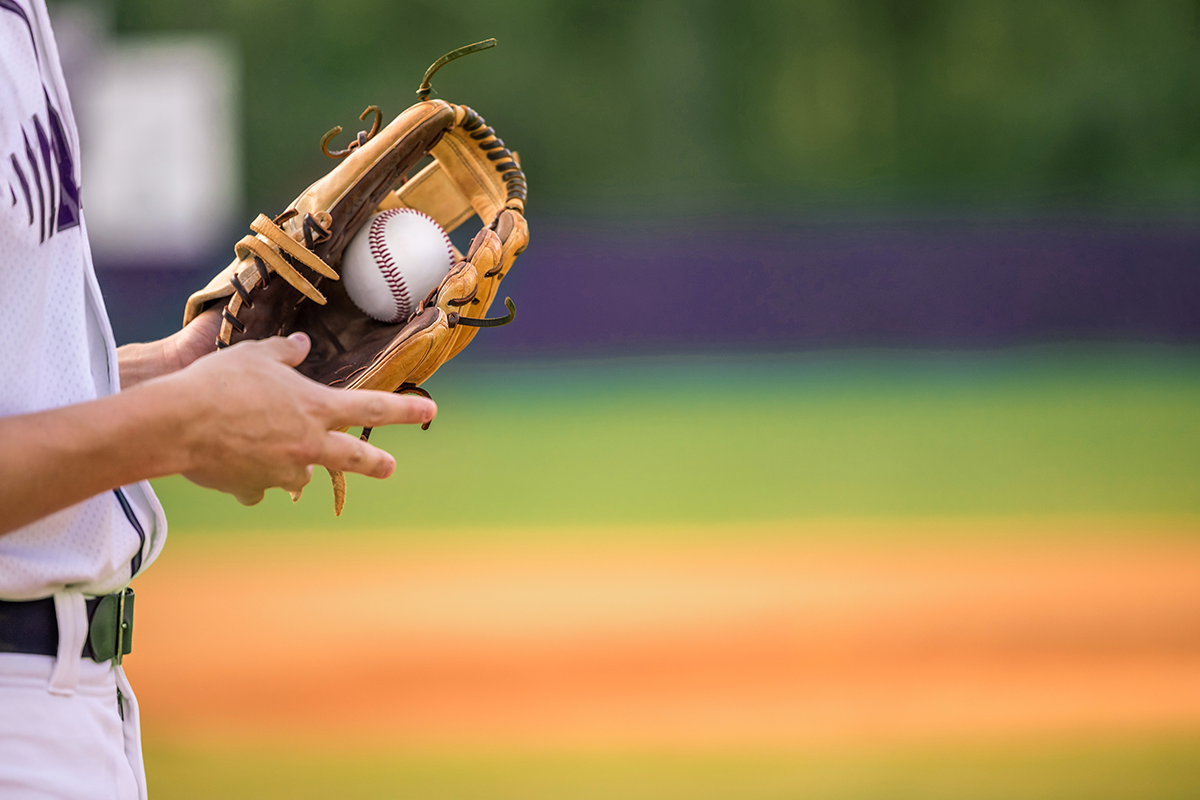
[95,0,1200,213]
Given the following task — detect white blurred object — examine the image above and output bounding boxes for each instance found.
[75,35,240,265]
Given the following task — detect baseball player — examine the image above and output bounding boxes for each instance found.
[0,2,436,797]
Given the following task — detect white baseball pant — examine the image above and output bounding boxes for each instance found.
[0,591,146,800]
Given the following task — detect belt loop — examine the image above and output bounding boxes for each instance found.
[49,590,88,696]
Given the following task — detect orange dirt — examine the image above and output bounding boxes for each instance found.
[124,518,1200,748]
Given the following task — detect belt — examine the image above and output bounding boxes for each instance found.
[0,589,135,664]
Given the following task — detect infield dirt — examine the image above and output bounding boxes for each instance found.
[125,518,1200,749]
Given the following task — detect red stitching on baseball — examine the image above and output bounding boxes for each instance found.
[368,209,411,321]
[366,208,454,322]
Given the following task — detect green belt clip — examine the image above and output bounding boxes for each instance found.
[88,588,134,665]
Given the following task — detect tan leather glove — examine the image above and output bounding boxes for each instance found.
[182,40,528,514]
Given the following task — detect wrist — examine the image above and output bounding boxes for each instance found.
[158,330,188,375]
[117,339,177,389]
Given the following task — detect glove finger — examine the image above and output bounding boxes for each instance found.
[316,430,396,480]
[320,388,437,431]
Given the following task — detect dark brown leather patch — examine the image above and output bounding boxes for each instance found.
[495,209,514,243]
[466,227,489,260]
[302,304,443,386]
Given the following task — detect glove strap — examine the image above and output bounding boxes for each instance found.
[447,297,515,329]
[416,39,497,101]
[230,214,341,309]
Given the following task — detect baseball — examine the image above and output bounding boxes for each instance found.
[340,209,455,323]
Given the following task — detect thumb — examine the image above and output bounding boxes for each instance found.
[261,331,311,367]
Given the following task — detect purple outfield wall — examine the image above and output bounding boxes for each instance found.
[97,216,1200,354]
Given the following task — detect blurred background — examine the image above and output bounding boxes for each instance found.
[51,0,1200,797]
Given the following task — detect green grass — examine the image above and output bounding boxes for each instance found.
[144,735,1200,800]
[152,345,1200,535]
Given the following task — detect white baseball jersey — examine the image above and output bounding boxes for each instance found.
[0,0,167,600]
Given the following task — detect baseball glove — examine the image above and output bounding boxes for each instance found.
[182,39,528,514]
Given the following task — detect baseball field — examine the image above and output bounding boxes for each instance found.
[130,345,1200,798]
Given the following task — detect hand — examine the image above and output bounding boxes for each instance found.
[168,307,223,372]
[162,332,436,505]
[117,308,222,389]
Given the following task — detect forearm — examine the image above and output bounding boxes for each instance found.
[2,332,435,533]
[0,381,190,535]
[6,312,220,531]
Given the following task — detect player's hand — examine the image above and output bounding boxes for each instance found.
[168,306,223,371]
[162,331,436,505]
[117,307,223,389]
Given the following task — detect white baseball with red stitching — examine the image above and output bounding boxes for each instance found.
[340,209,455,323]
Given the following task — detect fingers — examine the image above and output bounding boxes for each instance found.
[279,464,314,494]
[189,310,223,352]
[189,333,433,501]
[316,431,396,479]
[189,307,222,336]
[321,388,437,431]
[244,331,312,368]
[227,335,437,432]
[234,488,266,506]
